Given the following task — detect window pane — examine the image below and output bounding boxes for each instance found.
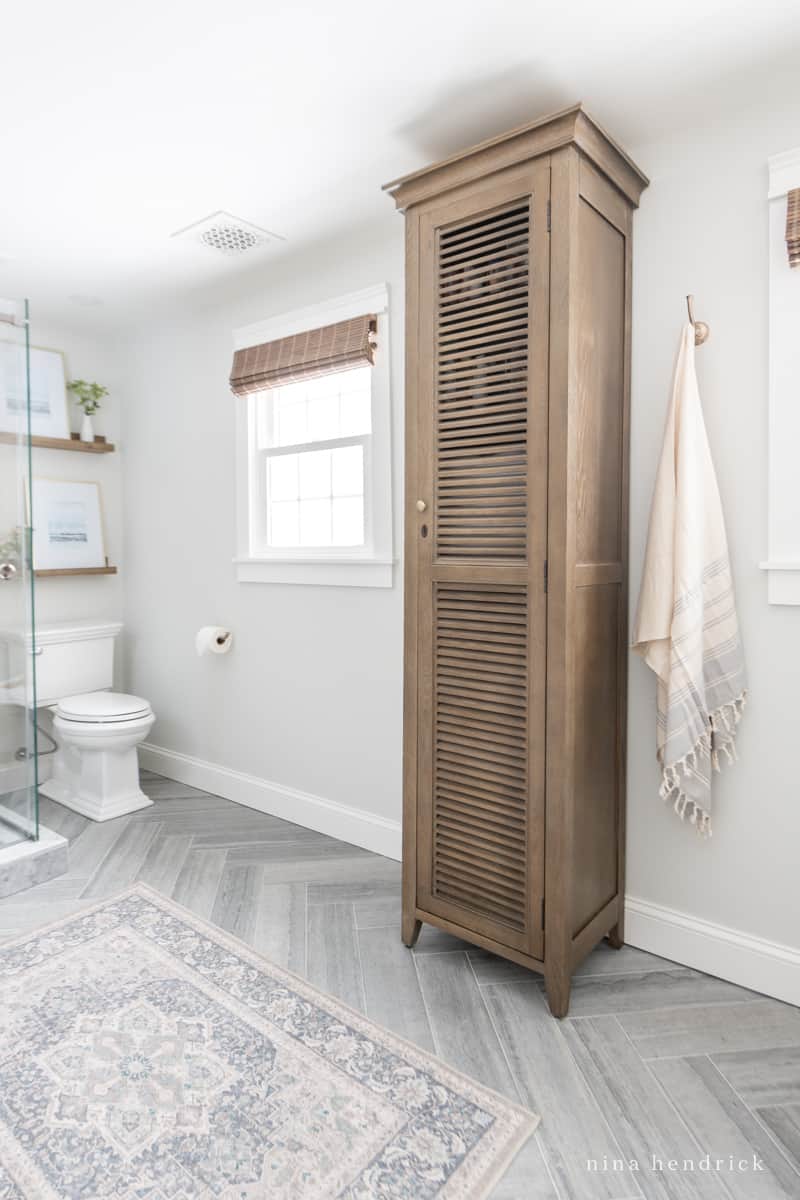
[339,388,371,437]
[298,448,331,499]
[264,436,366,550]
[274,398,307,447]
[307,394,340,442]
[332,444,363,497]
[269,500,299,547]
[267,453,298,501]
[332,496,364,546]
[260,365,372,449]
[299,498,332,547]
[256,393,272,449]
[304,374,331,401]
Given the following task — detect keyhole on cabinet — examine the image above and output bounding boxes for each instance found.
[420,524,428,538]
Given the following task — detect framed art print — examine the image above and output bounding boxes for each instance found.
[0,343,70,439]
[31,479,107,571]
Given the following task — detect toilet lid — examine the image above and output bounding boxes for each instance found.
[56,691,151,722]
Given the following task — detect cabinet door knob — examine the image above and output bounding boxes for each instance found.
[416,500,427,513]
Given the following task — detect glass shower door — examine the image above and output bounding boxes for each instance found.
[0,297,38,845]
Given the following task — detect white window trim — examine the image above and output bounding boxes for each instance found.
[233,283,394,587]
[759,148,800,604]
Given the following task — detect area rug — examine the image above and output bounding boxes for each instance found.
[0,883,538,1199]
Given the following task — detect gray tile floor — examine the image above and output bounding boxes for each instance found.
[1,771,799,1199]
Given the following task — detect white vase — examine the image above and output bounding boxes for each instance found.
[80,413,94,444]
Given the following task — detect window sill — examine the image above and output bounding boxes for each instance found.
[758,560,800,606]
[233,556,395,588]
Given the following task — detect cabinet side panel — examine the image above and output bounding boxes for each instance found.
[575,201,625,565]
[572,583,619,934]
[570,180,628,938]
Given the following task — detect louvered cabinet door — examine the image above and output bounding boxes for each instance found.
[414,164,550,958]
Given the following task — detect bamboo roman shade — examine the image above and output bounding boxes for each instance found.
[787,188,800,269]
[230,314,376,395]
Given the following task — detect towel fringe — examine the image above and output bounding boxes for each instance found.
[658,690,747,837]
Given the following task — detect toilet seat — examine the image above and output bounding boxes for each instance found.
[56,691,152,724]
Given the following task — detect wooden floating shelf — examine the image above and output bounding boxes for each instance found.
[0,433,115,454]
[34,565,118,578]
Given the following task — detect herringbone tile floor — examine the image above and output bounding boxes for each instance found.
[1,771,799,1199]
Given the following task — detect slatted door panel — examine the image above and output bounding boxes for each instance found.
[436,201,530,561]
[433,582,529,931]
[415,165,550,958]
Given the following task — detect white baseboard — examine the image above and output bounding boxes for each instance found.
[625,895,800,1007]
[139,742,402,861]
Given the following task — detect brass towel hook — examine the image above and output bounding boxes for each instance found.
[686,295,710,346]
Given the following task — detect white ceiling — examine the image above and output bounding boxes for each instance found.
[1,0,798,320]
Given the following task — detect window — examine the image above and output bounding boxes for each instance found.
[259,367,370,550]
[234,284,393,587]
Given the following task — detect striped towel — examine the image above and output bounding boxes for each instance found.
[632,324,746,834]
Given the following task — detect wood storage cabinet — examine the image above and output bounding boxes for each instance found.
[385,105,648,1017]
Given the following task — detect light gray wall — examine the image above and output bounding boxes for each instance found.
[120,88,800,952]
[120,225,406,825]
[627,95,800,949]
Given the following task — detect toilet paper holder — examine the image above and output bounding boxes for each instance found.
[195,626,233,656]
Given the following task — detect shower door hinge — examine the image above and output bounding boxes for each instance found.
[543,559,548,593]
[546,199,551,233]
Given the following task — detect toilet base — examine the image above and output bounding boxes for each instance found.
[40,725,154,823]
[39,776,153,822]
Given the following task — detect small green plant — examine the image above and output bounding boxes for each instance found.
[67,379,108,415]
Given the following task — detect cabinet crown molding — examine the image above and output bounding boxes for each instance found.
[383,103,649,211]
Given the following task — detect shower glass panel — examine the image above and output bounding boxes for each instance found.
[0,297,38,847]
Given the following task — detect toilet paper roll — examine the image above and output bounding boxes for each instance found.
[195,626,233,657]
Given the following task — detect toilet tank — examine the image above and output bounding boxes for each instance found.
[34,620,123,706]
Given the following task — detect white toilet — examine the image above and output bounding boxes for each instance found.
[35,620,155,821]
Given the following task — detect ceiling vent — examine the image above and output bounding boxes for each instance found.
[171,210,282,256]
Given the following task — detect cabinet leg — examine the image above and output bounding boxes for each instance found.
[544,969,571,1019]
[607,918,624,950]
[402,915,422,948]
